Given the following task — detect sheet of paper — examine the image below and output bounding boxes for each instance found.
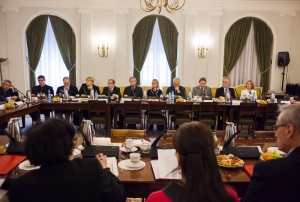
[157,149,181,179]
[107,157,118,177]
[0,189,8,200]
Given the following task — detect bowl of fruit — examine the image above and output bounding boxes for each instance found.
[260,149,284,161]
[52,97,62,102]
[4,102,15,109]
[176,97,185,102]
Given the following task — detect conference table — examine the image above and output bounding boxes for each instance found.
[0,136,277,199]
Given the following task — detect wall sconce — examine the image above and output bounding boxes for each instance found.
[98,42,108,57]
[198,43,208,58]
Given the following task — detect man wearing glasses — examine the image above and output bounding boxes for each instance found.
[0,79,19,102]
[102,79,121,98]
[241,104,300,202]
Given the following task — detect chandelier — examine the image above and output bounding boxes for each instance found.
[140,0,186,14]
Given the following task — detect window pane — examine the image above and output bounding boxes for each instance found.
[35,18,69,92]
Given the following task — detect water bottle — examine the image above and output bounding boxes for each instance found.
[225,91,231,102]
[251,92,256,102]
[168,92,171,103]
[64,88,69,100]
[95,90,98,99]
[143,90,147,100]
[47,90,51,102]
[188,90,192,101]
[171,91,174,104]
[90,89,95,100]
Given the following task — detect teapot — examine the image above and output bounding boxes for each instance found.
[82,120,95,145]
[224,122,236,147]
[7,117,22,142]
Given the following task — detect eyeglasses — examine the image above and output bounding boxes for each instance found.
[38,80,44,82]
[273,124,287,131]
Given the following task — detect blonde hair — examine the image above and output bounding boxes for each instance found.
[152,79,160,88]
[86,77,95,83]
[245,80,254,89]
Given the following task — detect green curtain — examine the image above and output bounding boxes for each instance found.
[26,15,48,89]
[157,15,178,86]
[253,18,273,93]
[132,15,156,85]
[49,16,76,86]
[223,17,252,76]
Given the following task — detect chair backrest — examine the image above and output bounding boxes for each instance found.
[119,86,126,97]
[254,131,275,139]
[98,86,105,94]
[88,100,106,113]
[162,86,168,94]
[124,101,142,115]
[110,129,146,138]
[184,86,191,97]
[147,101,166,116]
[164,130,177,139]
[175,102,194,116]
[199,102,217,116]
[267,103,279,117]
[211,87,218,98]
[239,102,257,116]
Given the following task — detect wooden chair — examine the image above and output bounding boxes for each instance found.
[254,131,275,139]
[122,101,143,129]
[110,129,146,139]
[171,102,194,129]
[264,103,279,130]
[198,102,217,129]
[236,102,258,137]
[88,100,108,135]
[146,101,167,135]
[164,130,177,139]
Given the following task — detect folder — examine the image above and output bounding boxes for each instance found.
[0,155,26,175]
[243,165,254,177]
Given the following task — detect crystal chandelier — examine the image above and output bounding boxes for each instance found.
[140,0,186,14]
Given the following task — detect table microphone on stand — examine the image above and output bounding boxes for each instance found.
[11,87,27,101]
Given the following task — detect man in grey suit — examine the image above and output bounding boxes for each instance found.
[192,77,212,99]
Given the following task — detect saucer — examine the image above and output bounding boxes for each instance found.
[18,160,40,170]
[118,159,146,171]
[78,145,84,150]
[120,146,138,153]
[126,160,145,168]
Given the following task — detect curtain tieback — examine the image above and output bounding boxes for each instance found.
[28,63,35,73]
[133,65,140,73]
[260,64,271,75]
[68,63,76,72]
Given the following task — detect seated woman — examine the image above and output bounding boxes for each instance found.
[147,79,163,98]
[240,80,257,100]
[9,119,126,202]
[78,76,100,96]
[147,121,239,202]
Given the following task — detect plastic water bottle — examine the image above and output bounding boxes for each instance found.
[225,91,231,102]
[168,92,171,103]
[47,90,51,102]
[188,90,192,101]
[90,89,95,100]
[143,90,147,99]
[95,90,98,99]
[251,92,256,102]
[171,91,174,104]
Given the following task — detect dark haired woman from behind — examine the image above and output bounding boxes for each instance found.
[147,121,239,202]
[9,119,126,202]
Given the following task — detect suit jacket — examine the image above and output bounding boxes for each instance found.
[56,85,79,96]
[123,86,143,98]
[9,158,126,202]
[78,84,100,96]
[166,86,186,98]
[147,89,162,98]
[192,86,212,98]
[0,87,18,101]
[102,86,121,98]
[241,146,300,202]
[31,84,54,96]
[215,87,236,98]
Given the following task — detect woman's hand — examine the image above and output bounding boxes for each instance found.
[95,153,107,169]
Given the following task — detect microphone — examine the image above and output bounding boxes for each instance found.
[131,88,137,98]
[223,130,241,147]
[11,87,27,98]
[107,88,110,97]
[151,130,167,147]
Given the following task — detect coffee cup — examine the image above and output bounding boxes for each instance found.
[129,153,141,164]
[125,138,134,149]
[140,142,151,153]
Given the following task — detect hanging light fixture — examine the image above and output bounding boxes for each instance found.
[140,0,185,14]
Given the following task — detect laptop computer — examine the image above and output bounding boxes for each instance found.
[0,127,24,154]
[77,128,119,158]
[150,130,174,159]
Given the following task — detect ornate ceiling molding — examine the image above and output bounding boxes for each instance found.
[280,11,297,17]
[1,6,19,13]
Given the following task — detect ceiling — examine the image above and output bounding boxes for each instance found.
[0,0,299,11]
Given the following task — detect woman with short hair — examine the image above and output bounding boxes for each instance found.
[78,76,100,96]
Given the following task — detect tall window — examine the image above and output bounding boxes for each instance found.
[140,19,171,87]
[34,18,69,91]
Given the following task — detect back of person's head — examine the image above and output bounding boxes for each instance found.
[25,119,75,166]
[173,121,235,202]
[278,104,300,134]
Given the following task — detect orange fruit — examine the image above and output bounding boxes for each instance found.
[0,146,4,153]
[266,156,273,160]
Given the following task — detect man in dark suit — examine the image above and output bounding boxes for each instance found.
[55,77,78,120]
[56,76,78,97]
[0,79,19,102]
[30,75,54,121]
[123,76,143,98]
[215,76,236,99]
[166,77,186,98]
[241,104,300,202]
[102,79,121,98]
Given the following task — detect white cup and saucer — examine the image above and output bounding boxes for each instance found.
[126,153,144,168]
[140,142,151,153]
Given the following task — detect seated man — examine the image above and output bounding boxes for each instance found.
[30,75,54,121]
[166,77,186,99]
[0,79,19,102]
[192,77,212,99]
[215,76,236,99]
[241,104,300,202]
[9,119,126,202]
[55,77,78,120]
[123,76,143,98]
